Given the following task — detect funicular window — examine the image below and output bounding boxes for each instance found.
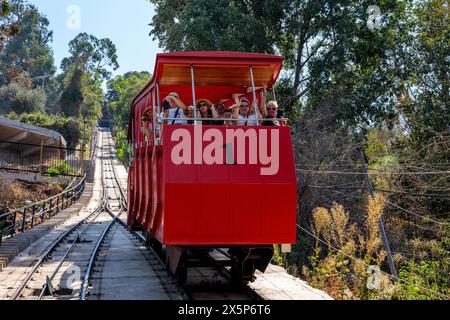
[155,63,287,129]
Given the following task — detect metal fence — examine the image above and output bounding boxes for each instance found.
[0,140,83,177]
[0,176,86,246]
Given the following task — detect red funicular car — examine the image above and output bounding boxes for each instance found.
[128,51,297,283]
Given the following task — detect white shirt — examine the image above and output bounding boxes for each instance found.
[237,114,258,126]
[160,107,188,125]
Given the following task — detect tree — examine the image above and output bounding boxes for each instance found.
[0,71,46,114]
[0,0,19,51]
[61,32,119,81]
[0,0,55,87]
[149,0,284,53]
[106,71,151,127]
[398,0,449,144]
[56,33,119,121]
[106,71,151,163]
[58,65,84,117]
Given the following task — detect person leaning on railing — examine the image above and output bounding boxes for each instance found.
[196,99,216,125]
[160,92,189,125]
[231,97,264,126]
[260,86,288,127]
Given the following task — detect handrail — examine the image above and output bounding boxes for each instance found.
[0,175,87,245]
[0,176,86,220]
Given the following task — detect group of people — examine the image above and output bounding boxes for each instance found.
[158,88,287,127]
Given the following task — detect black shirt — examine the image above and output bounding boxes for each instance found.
[262,118,281,126]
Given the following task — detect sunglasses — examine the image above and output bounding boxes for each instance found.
[240,104,249,108]
[267,107,278,111]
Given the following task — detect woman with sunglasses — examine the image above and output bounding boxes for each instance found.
[196,99,216,125]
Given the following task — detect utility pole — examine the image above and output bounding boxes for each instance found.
[359,149,398,279]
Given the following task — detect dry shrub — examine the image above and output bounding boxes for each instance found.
[0,175,62,209]
[330,203,349,248]
[366,194,386,262]
[312,207,331,245]
[0,175,25,205]
[306,194,392,299]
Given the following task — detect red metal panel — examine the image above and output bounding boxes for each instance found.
[150,146,165,243]
[159,125,297,245]
[127,164,135,226]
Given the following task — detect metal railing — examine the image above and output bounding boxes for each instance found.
[0,175,86,246]
[0,140,83,177]
[160,116,289,123]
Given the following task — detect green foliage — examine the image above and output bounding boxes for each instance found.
[0,1,19,51]
[55,32,118,131]
[61,32,119,81]
[0,80,46,114]
[115,129,130,164]
[81,77,103,121]
[58,66,84,117]
[1,0,11,16]
[150,0,281,53]
[398,0,449,145]
[396,259,449,300]
[46,160,78,177]
[149,0,449,301]
[0,0,55,86]
[106,71,151,127]
[106,71,151,167]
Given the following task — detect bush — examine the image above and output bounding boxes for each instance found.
[0,82,46,114]
[115,129,130,165]
[46,160,78,177]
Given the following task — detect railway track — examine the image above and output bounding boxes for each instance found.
[7,129,184,300]
[4,128,263,301]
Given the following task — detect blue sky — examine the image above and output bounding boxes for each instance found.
[28,0,163,76]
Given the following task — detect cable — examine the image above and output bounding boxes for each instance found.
[383,199,449,226]
[296,224,450,300]
[297,169,370,175]
[331,192,449,232]
[305,184,450,199]
[297,168,450,176]
[373,188,450,199]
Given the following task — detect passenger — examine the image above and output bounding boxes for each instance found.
[261,101,282,126]
[184,106,195,125]
[141,109,153,140]
[196,99,215,125]
[232,97,262,126]
[161,92,188,125]
[210,104,225,125]
[260,86,287,126]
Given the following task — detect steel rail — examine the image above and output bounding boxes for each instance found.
[80,129,127,299]
[10,133,106,300]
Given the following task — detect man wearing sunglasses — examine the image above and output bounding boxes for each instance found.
[232,97,263,126]
[262,101,282,126]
